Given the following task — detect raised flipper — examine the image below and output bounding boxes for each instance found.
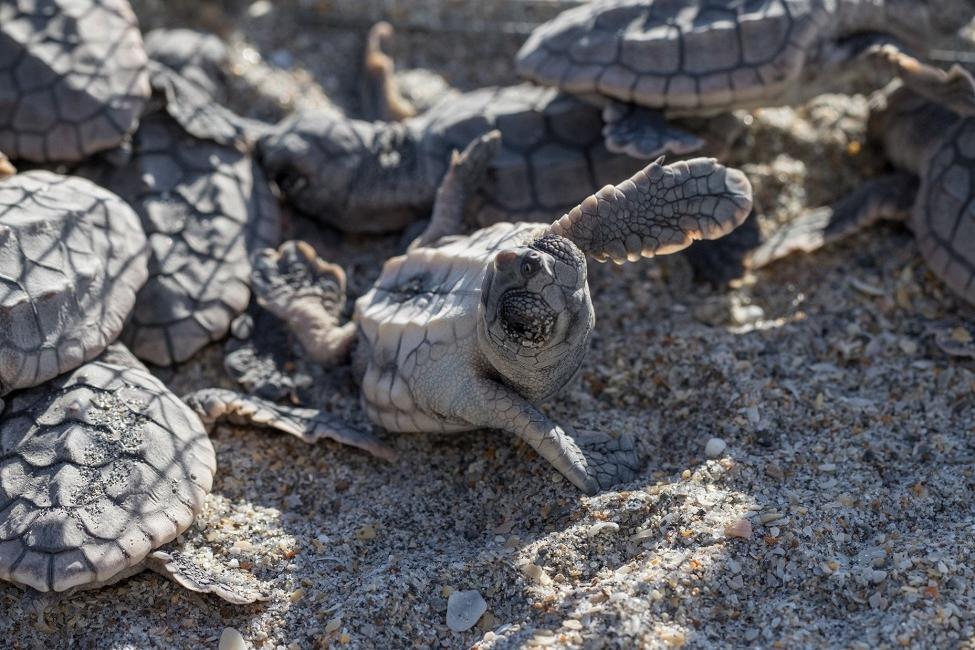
[462,379,637,495]
[865,45,975,117]
[183,387,396,460]
[144,550,266,604]
[602,102,705,160]
[0,152,14,179]
[749,173,917,269]
[250,240,357,364]
[361,22,418,121]
[548,157,753,264]
[410,130,502,249]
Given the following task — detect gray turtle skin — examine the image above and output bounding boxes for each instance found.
[80,109,281,366]
[0,345,262,603]
[0,171,148,398]
[750,85,975,305]
[142,28,229,103]
[256,83,727,232]
[0,0,150,163]
[205,142,753,495]
[517,0,975,117]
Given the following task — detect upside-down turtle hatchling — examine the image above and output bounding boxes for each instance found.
[78,29,281,366]
[0,0,150,162]
[0,344,263,603]
[0,171,148,410]
[516,0,975,156]
[190,133,754,494]
[747,84,975,310]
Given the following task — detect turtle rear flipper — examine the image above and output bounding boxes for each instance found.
[868,46,975,117]
[183,388,396,461]
[250,241,357,364]
[750,173,917,269]
[601,102,705,160]
[411,130,502,249]
[361,22,418,121]
[145,551,266,604]
[0,152,14,179]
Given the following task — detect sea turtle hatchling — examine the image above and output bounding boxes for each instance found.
[190,133,754,494]
[0,170,148,408]
[0,344,263,603]
[746,85,975,311]
[516,0,975,157]
[78,31,282,367]
[0,0,150,163]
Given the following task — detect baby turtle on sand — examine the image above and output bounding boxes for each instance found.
[517,0,975,157]
[0,345,262,603]
[0,171,148,407]
[80,32,281,366]
[0,0,149,162]
[191,133,753,494]
[748,85,975,308]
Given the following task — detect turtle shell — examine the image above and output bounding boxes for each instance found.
[418,83,645,226]
[913,117,975,304]
[81,110,281,366]
[0,0,150,162]
[0,171,148,395]
[354,222,544,432]
[0,346,215,593]
[516,0,826,113]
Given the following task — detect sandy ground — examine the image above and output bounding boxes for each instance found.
[2,2,974,649]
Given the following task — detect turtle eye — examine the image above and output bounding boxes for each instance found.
[521,252,541,278]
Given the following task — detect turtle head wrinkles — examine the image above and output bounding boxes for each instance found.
[479,233,593,382]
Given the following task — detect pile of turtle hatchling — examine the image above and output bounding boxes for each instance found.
[1,0,973,605]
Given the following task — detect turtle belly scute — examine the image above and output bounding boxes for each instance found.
[353,223,543,433]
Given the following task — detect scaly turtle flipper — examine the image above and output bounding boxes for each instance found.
[361,21,418,121]
[601,102,705,160]
[144,550,266,604]
[410,130,502,249]
[250,240,357,365]
[749,173,917,270]
[548,157,753,263]
[183,388,396,461]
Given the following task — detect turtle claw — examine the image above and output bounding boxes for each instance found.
[571,430,640,494]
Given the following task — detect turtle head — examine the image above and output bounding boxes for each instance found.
[257,110,368,218]
[478,233,594,391]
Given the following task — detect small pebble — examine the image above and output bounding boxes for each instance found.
[446,590,487,632]
[562,619,583,630]
[587,522,620,538]
[724,518,753,539]
[219,628,246,650]
[705,437,727,459]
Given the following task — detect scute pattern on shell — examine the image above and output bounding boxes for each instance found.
[0,171,148,395]
[913,116,975,303]
[0,0,150,162]
[82,110,281,366]
[418,83,645,226]
[516,0,823,112]
[0,353,215,593]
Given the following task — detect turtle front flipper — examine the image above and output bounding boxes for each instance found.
[250,240,357,365]
[410,130,502,249]
[183,388,396,460]
[0,152,14,179]
[460,380,637,495]
[361,22,418,121]
[749,173,917,270]
[548,157,753,264]
[866,46,975,117]
[601,102,704,160]
[144,550,266,604]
